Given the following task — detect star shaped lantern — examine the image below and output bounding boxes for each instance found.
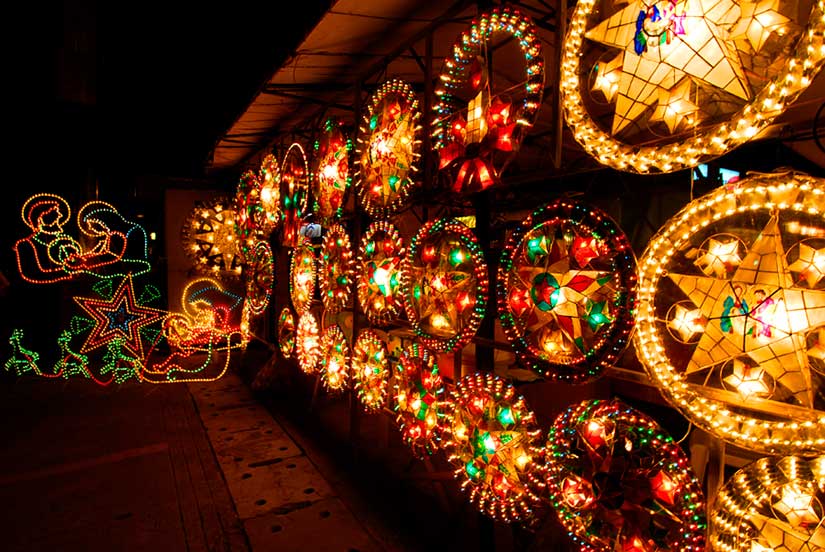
[356,220,405,326]
[498,199,637,383]
[393,344,444,457]
[562,0,825,172]
[635,171,825,455]
[182,197,243,279]
[351,329,390,413]
[319,324,350,394]
[403,218,488,353]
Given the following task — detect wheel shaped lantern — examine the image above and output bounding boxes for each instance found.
[277,307,296,358]
[312,117,351,223]
[289,240,316,315]
[357,220,405,325]
[393,343,444,456]
[243,240,274,317]
[182,197,243,279]
[319,223,354,313]
[280,143,310,246]
[352,329,390,413]
[319,324,350,393]
[296,311,321,374]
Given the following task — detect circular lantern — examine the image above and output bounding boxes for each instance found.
[319,223,354,313]
[403,218,488,352]
[443,372,543,523]
[277,307,296,358]
[710,455,825,552]
[433,6,544,193]
[357,220,405,325]
[635,171,825,455]
[498,199,637,383]
[319,324,350,393]
[243,240,274,316]
[352,329,390,412]
[538,399,707,552]
[354,79,421,218]
[312,118,350,223]
[296,311,321,374]
[561,0,825,173]
[289,241,316,315]
[280,143,310,246]
[257,153,281,231]
[393,343,444,456]
[234,170,261,251]
[182,197,243,279]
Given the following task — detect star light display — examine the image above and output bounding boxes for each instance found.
[403,219,488,353]
[296,311,321,374]
[354,79,422,218]
[289,239,316,315]
[498,199,637,383]
[710,455,825,552]
[319,324,350,393]
[536,399,707,552]
[351,329,390,412]
[432,6,544,193]
[243,240,274,317]
[634,171,825,455]
[319,223,354,313]
[443,373,543,523]
[312,117,351,223]
[356,220,405,325]
[182,197,243,279]
[561,0,825,173]
[278,307,296,358]
[280,143,310,246]
[393,343,444,456]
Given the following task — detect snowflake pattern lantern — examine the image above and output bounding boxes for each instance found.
[278,307,296,358]
[498,199,637,383]
[711,455,825,552]
[357,220,405,325]
[296,311,321,374]
[280,143,310,246]
[433,6,544,193]
[243,240,274,317]
[289,240,316,315]
[182,197,243,279]
[403,219,488,353]
[443,373,543,523]
[635,171,825,455]
[355,79,421,218]
[319,324,350,393]
[393,343,444,456]
[538,399,707,552]
[352,329,390,412]
[319,223,354,313]
[312,118,351,223]
[561,0,825,173]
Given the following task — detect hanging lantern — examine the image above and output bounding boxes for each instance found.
[319,223,354,313]
[635,171,825,455]
[280,143,310,247]
[242,239,274,317]
[289,239,316,315]
[257,153,281,231]
[403,219,489,353]
[277,307,296,358]
[393,343,444,456]
[498,199,637,383]
[312,117,351,223]
[352,329,390,412]
[319,324,350,393]
[296,311,321,374]
[181,197,243,280]
[356,220,405,325]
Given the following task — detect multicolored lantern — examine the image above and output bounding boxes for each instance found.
[352,329,390,412]
[635,171,825,455]
[277,307,296,358]
[289,240,316,315]
[296,311,321,374]
[403,218,488,352]
[433,6,544,193]
[312,117,351,223]
[443,373,543,523]
[319,223,354,313]
[234,155,281,247]
[258,153,281,230]
[280,143,310,246]
[354,79,422,218]
[498,199,637,383]
[393,343,444,456]
[356,220,405,325]
[319,324,350,393]
[710,455,825,552]
[538,399,707,552]
[561,0,825,173]
[182,197,243,279]
[243,240,274,317]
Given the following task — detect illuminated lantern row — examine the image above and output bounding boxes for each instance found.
[296,311,321,374]
[355,79,422,218]
[243,240,274,317]
[433,6,544,193]
[351,329,390,413]
[403,218,489,352]
[182,197,244,279]
[312,117,351,223]
[538,399,707,552]
[356,220,405,325]
[393,343,444,456]
[319,223,354,313]
[281,143,310,246]
[710,455,825,552]
[498,199,637,383]
[289,239,316,315]
[319,324,350,393]
[277,307,296,358]
[635,171,825,455]
[234,153,281,247]
[561,0,825,173]
[443,372,543,523]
